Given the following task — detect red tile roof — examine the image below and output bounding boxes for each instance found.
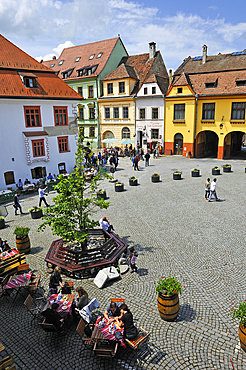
[42,37,124,81]
[0,34,82,100]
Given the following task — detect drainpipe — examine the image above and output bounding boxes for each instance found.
[162,94,165,154]
[133,94,137,147]
[96,77,100,149]
[193,94,198,157]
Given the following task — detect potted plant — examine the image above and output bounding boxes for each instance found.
[230,300,246,351]
[222,164,232,173]
[28,206,43,219]
[96,189,107,200]
[115,182,124,192]
[151,173,160,183]
[191,168,200,177]
[173,171,182,180]
[245,167,246,174]
[13,226,31,254]
[156,275,184,321]
[0,216,5,229]
[212,166,220,175]
[129,176,138,186]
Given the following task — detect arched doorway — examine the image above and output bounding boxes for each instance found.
[102,131,114,148]
[224,131,245,158]
[174,133,183,155]
[196,131,218,157]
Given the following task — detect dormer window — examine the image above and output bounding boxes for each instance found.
[177,88,183,94]
[62,69,74,79]
[58,60,64,65]
[75,57,81,62]
[18,72,37,88]
[205,79,218,88]
[24,78,36,88]
[89,54,95,60]
[97,53,102,58]
[236,80,246,87]
[50,64,55,68]
[77,65,98,77]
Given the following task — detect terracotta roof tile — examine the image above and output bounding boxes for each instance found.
[102,63,138,81]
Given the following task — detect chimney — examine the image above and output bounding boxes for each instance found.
[169,69,172,85]
[149,42,156,60]
[52,56,56,60]
[40,59,43,63]
[202,45,207,64]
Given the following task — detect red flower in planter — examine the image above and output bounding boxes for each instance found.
[173,291,178,294]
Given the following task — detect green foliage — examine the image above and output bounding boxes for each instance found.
[14,226,30,239]
[155,275,183,295]
[212,166,219,170]
[222,164,231,168]
[28,206,43,212]
[115,182,124,186]
[37,130,111,248]
[173,171,182,175]
[192,168,199,172]
[129,176,137,181]
[0,216,4,220]
[230,301,246,325]
[97,189,106,194]
[152,173,160,177]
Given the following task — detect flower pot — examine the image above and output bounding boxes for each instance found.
[129,179,138,186]
[0,219,5,229]
[97,192,106,200]
[157,292,179,321]
[151,176,160,183]
[191,170,200,177]
[212,169,220,175]
[30,210,43,219]
[245,168,246,173]
[16,236,30,254]
[239,324,246,351]
[173,173,181,180]
[115,185,124,192]
[223,167,231,173]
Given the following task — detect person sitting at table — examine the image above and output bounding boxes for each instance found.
[72,286,89,319]
[104,302,121,324]
[99,216,114,233]
[47,173,53,181]
[115,303,138,340]
[16,179,23,190]
[43,303,64,329]
[49,266,64,295]
[24,178,30,185]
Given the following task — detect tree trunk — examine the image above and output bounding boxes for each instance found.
[81,239,87,251]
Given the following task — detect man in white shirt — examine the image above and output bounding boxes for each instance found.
[99,217,114,232]
[38,185,49,207]
[208,178,219,202]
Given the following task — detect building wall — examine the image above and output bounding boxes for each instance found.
[0,99,78,190]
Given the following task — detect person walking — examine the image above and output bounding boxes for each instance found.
[153,148,157,159]
[144,151,150,166]
[130,251,138,273]
[208,178,220,202]
[38,185,49,207]
[13,192,23,215]
[134,156,140,171]
[205,178,210,200]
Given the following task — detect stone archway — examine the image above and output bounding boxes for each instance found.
[224,131,245,158]
[196,131,218,158]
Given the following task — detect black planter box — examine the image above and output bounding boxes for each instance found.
[212,169,220,175]
[151,176,160,183]
[115,185,124,192]
[0,219,5,229]
[191,170,199,177]
[245,168,246,173]
[30,210,43,219]
[173,174,181,180]
[129,179,138,186]
[97,192,106,200]
[223,167,231,173]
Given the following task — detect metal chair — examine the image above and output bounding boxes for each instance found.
[24,294,47,325]
[76,318,86,355]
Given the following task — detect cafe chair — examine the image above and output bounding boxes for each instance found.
[39,319,64,344]
[125,326,150,362]
[76,318,86,355]
[24,294,47,325]
[111,297,125,305]
[0,356,15,370]
[78,298,100,323]
[28,272,42,297]
[17,264,30,273]
[93,341,118,358]
[0,276,9,298]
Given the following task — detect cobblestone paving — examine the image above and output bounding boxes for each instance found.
[1,155,246,369]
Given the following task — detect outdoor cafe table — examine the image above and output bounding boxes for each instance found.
[5,272,32,301]
[94,316,126,348]
[0,249,19,261]
[48,294,75,318]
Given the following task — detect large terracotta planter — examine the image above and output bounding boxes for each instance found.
[239,324,246,351]
[157,292,179,321]
[16,236,30,254]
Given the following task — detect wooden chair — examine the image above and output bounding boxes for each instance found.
[0,342,5,352]
[0,276,9,297]
[39,320,59,333]
[125,327,150,351]
[17,263,30,273]
[93,341,118,357]
[0,356,14,370]
[111,298,125,304]
[28,272,42,297]
[24,294,46,325]
[76,318,86,355]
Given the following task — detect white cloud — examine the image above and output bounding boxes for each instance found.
[209,6,218,11]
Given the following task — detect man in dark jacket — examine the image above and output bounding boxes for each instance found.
[43,303,64,329]
[144,152,150,166]
[134,156,140,171]
[13,192,23,215]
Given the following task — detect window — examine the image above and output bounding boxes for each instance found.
[122,127,130,139]
[151,129,159,139]
[75,57,81,62]
[50,64,55,68]
[88,85,94,98]
[24,78,36,88]
[174,104,185,120]
[119,82,125,93]
[24,107,41,127]
[62,69,73,79]
[89,126,95,137]
[79,107,84,120]
[152,86,156,94]
[77,66,97,77]
[4,171,15,185]
[144,87,148,95]
[123,107,129,119]
[205,80,217,88]
[32,139,45,157]
[152,108,158,119]
[78,87,83,96]
[31,166,45,179]
[107,83,113,94]
[202,103,215,120]
[89,107,95,119]
[54,107,68,126]
[231,102,245,120]
[58,162,66,174]
[139,108,145,119]
[58,136,69,153]
[97,53,103,58]
[89,54,95,60]
[105,107,110,119]
[177,87,183,94]
[113,107,119,119]
[58,60,64,65]
[79,126,85,137]
[236,80,246,87]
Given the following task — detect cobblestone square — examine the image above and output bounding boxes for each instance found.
[1,155,246,369]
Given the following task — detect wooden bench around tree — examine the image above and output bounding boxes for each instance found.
[0,253,26,277]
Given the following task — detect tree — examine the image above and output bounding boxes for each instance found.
[37,130,110,250]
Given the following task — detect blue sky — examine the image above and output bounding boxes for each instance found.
[1,0,246,70]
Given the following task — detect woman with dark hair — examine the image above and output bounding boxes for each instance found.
[49,266,64,295]
[115,303,138,340]
[75,286,89,310]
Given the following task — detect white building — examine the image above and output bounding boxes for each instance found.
[0,35,81,190]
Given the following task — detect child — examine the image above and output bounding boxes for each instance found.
[130,251,138,273]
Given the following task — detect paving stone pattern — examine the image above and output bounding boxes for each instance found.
[1,155,246,369]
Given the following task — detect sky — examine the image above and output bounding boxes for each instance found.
[1,0,246,70]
